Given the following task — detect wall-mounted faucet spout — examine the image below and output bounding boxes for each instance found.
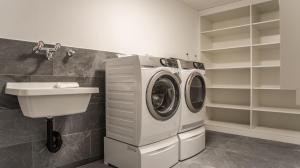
[33,41,61,60]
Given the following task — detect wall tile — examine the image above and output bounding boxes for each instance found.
[32,131,91,168]
[53,47,117,77]
[90,129,105,158]
[0,38,53,75]
[55,103,105,135]
[0,75,30,109]
[0,108,45,148]
[0,38,110,167]
[0,143,32,168]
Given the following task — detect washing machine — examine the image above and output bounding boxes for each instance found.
[104,56,181,168]
[177,59,206,161]
[105,55,181,146]
[177,59,206,133]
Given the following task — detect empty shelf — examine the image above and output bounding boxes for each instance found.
[252,42,280,48]
[207,85,250,89]
[205,120,250,129]
[201,24,250,37]
[201,6,250,32]
[252,19,280,30]
[254,127,300,138]
[252,106,300,114]
[201,45,251,53]
[252,64,280,68]
[206,66,250,70]
[253,86,280,90]
[207,103,250,110]
[253,19,280,26]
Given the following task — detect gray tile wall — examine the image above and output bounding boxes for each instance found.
[0,38,117,168]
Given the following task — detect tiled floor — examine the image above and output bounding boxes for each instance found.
[78,131,300,168]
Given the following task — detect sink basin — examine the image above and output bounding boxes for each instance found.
[5,82,99,118]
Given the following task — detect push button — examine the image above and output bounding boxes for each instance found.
[160,58,167,66]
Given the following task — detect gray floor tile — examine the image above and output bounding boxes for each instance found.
[78,160,110,168]
[79,132,300,168]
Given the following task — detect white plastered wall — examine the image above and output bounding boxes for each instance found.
[0,0,200,60]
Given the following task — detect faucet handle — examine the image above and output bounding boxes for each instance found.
[67,49,75,57]
[54,43,61,51]
[33,41,45,53]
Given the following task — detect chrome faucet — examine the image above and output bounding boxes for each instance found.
[33,41,61,60]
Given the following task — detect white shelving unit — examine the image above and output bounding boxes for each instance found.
[201,0,300,145]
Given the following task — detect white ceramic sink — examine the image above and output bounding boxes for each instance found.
[5,82,99,118]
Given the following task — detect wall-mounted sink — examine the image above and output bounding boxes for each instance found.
[5,82,99,118]
[5,82,99,153]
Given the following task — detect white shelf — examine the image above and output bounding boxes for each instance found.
[253,111,300,132]
[206,68,250,89]
[201,20,250,50]
[252,89,300,114]
[252,19,280,26]
[206,65,250,70]
[252,42,280,47]
[207,103,250,110]
[201,42,281,52]
[252,18,280,45]
[200,0,300,145]
[252,0,280,23]
[207,85,250,89]
[252,64,280,68]
[201,24,250,34]
[253,106,300,115]
[252,42,280,67]
[201,45,250,53]
[253,86,280,90]
[252,19,279,30]
[201,24,250,37]
[254,127,300,138]
[252,66,280,91]
[201,6,250,32]
[205,120,250,130]
[206,123,300,145]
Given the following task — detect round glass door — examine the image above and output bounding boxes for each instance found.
[185,72,206,113]
[146,71,180,121]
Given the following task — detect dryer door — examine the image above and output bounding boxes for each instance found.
[146,71,180,121]
[185,72,206,113]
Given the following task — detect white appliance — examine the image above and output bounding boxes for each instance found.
[104,56,181,168]
[105,55,181,146]
[104,136,179,168]
[106,56,180,146]
[177,59,206,133]
[178,127,205,161]
[177,59,206,160]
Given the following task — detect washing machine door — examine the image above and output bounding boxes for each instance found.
[185,72,206,113]
[146,70,181,121]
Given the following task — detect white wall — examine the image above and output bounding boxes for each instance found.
[0,0,200,60]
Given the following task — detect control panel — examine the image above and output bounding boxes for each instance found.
[160,58,179,68]
[193,62,205,70]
